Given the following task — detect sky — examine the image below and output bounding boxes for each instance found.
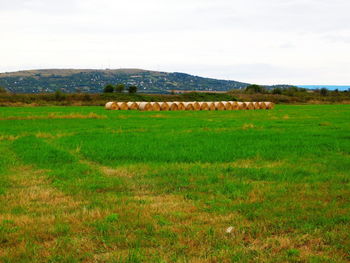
[1,0,350,85]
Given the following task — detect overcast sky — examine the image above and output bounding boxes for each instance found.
[1,0,350,85]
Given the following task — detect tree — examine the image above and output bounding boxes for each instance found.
[54,90,66,101]
[245,84,265,93]
[284,86,299,96]
[103,84,114,93]
[128,85,137,94]
[115,83,125,93]
[320,88,328,96]
[271,87,282,94]
[0,86,7,93]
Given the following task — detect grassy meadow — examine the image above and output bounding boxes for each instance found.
[0,105,349,262]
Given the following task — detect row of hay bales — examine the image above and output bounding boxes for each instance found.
[105,101,274,111]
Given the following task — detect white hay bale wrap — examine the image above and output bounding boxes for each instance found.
[106,101,273,111]
[183,102,195,110]
[105,102,118,110]
[192,102,201,111]
[206,102,216,111]
[127,102,138,110]
[117,102,128,110]
[243,102,254,110]
[229,101,239,110]
[222,101,232,110]
[198,102,209,110]
[150,102,161,111]
[174,102,185,110]
[214,102,225,110]
[168,102,179,111]
[237,102,245,110]
[138,102,152,111]
[259,102,267,109]
[265,102,274,109]
[160,102,170,111]
[252,102,260,110]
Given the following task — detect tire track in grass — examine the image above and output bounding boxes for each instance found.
[0,143,15,196]
[6,136,136,261]
[0,165,92,261]
[8,136,200,261]
[86,160,350,262]
[39,140,242,261]
[8,136,349,262]
[53,148,323,262]
[1,139,130,261]
[68,158,256,262]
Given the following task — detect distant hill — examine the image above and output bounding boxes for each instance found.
[0,69,252,94]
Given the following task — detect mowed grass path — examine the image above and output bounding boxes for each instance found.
[0,105,349,262]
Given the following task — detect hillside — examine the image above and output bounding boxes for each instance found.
[0,69,251,94]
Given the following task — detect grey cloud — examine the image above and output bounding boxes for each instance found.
[0,0,80,14]
[323,33,350,43]
[1,0,350,84]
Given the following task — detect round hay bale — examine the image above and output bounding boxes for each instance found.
[191,101,201,111]
[259,102,267,110]
[105,102,118,110]
[229,101,239,110]
[117,102,128,110]
[265,102,275,110]
[237,102,246,110]
[199,102,209,110]
[160,102,170,111]
[138,102,152,111]
[243,102,254,110]
[222,101,233,110]
[183,102,195,110]
[252,102,260,110]
[174,102,185,110]
[168,102,179,111]
[206,102,216,111]
[150,102,161,111]
[214,102,225,110]
[127,102,138,110]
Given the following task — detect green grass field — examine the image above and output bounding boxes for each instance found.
[0,105,349,262]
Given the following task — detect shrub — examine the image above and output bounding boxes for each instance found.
[245,84,265,94]
[272,87,282,94]
[0,87,7,93]
[103,84,114,93]
[115,83,125,93]
[320,88,328,96]
[82,94,92,101]
[54,90,66,101]
[128,85,138,94]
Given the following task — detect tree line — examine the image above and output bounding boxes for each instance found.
[103,83,138,94]
[243,84,349,97]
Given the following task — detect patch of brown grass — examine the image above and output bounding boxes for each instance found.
[242,123,255,129]
[0,166,106,261]
[319,122,332,126]
[150,114,167,118]
[111,128,147,134]
[0,112,106,120]
[0,135,19,141]
[35,132,74,139]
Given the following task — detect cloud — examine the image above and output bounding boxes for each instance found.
[323,31,350,43]
[1,0,350,84]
